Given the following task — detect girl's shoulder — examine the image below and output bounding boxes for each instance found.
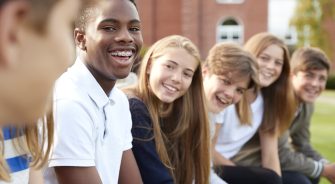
[128,97,152,126]
[128,96,146,110]
[128,97,154,140]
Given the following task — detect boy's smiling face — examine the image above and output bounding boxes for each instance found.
[292,69,328,103]
[203,69,250,113]
[79,0,143,82]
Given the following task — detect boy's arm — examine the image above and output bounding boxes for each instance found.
[279,131,324,178]
[49,99,101,183]
[212,123,235,166]
[118,149,143,184]
[290,104,323,160]
[54,167,102,184]
[259,129,281,176]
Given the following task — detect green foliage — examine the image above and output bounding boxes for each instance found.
[290,0,335,59]
[326,75,335,89]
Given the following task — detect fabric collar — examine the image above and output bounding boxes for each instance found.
[69,57,114,109]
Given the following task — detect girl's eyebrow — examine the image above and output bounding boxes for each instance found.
[167,60,195,73]
[260,53,283,62]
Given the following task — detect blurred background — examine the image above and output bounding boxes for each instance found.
[135,1,335,183]
[136,0,335,79]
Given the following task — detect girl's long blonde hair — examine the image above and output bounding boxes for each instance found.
[126,35,210,184]
[244,32,297,134]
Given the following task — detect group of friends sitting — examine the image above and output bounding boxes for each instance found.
[0,0,334,183]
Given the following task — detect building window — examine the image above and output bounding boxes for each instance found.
[217,18,244,44]
[216,0,245,4]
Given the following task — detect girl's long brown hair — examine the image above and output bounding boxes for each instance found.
[244,32,297,134]
[125,35,210,184]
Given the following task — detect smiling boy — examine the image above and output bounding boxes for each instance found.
[44,0,143,183]
[279,47,335,184]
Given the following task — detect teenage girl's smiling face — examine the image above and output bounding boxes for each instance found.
[203,71,250,113]
[257,44,284,87]
[82,0,143,81]
[148,48,198,103]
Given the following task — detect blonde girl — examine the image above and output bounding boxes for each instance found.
[124,35,210,184]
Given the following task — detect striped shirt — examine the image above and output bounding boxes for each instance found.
[1,127,29,184]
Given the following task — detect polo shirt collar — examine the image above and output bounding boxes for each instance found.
[71,57,113,109]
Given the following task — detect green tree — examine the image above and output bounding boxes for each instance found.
[290,0,335,59]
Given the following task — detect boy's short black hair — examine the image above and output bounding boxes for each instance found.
[75,0,137,31]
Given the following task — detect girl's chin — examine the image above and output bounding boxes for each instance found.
[157,96,175,103]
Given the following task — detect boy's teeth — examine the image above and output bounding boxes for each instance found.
[111,50,132,57]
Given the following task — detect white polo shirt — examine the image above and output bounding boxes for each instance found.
[208,111,224,139]
[44,58,133,184]
[215,93,263,159]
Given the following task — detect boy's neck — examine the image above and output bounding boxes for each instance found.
[81,56,117,96]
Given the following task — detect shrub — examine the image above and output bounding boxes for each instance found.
[326,75,335,89]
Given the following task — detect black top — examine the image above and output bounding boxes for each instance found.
[129,97,174,184]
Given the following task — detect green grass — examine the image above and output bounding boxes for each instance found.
[311,90,335,184]
[320,90,335,98]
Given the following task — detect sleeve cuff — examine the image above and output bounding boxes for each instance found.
[48,158,95,168]
[311,160,323,178]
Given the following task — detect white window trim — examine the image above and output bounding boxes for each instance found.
[216,0,245,4]
[216,19,244,44]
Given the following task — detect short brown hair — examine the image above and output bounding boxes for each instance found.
[291,47,330,74]
[204,42,258,88]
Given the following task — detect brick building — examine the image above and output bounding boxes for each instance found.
[136,0,335,72]
[136,0,268,58]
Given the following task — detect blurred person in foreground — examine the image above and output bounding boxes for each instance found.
[0,0,84,183]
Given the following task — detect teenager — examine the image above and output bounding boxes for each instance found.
[0,0,82,182]
[44,0,143,183]
[202,42,258,184]
[124,35,211,184]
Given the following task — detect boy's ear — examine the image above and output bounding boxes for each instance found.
[0,1,28,68]
[290,71,296,79]
[202,66,209,77]
[74,28,87,51]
